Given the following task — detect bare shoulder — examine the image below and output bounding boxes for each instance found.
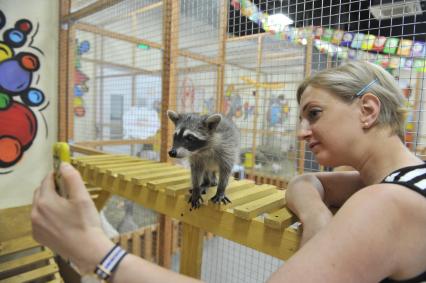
[268,184,426,283]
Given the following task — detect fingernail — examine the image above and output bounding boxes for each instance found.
[61,162,73,171]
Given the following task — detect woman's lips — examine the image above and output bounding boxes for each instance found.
[309,142,319,149]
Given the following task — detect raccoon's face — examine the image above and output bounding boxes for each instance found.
[168,127,208,158]
[167,110,221,159]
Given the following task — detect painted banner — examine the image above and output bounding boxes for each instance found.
[0,1,58,209]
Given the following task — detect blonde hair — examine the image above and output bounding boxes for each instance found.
[297,61,406,140]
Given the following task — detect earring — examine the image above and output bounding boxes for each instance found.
[364,122,369,128]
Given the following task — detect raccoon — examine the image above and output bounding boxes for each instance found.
[167,110,240,209]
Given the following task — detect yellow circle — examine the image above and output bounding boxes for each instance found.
[0,43,13,62]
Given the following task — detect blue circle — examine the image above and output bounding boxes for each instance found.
[27,89,44,105]
[9,30,24,44]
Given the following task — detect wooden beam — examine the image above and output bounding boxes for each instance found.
[62,0,125,22]
[58,0,71,141]
[215,0,228,112]
[69,144,107,155]
[157,0,179,269]
[74,23,219,66]
[75,137,157,147]
[80,57,159,75]
[96,2,163,27]
[179,223,204,278]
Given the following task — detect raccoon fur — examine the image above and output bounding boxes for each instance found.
[167,110,240,209]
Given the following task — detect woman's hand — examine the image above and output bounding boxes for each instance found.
[31,163,114,274]
[286,174,333,247]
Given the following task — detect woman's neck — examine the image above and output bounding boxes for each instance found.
[353,134,422,186]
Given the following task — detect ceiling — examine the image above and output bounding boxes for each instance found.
[228,0,426,41]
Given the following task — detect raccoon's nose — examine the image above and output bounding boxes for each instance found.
[168,149,177,158]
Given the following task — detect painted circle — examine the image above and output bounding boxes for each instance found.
[0,43,13,62]
[16,20,32,33]
[20,54,39,71]
[0,93,11,109]
[8,29,25,44]
[24,89,44,106]
[0,136,22,164]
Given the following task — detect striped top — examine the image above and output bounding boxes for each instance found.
[380,163,426,283]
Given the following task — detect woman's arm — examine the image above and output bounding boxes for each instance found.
[271,186,404,283]
[285,171,364,245]
[31,163,203,283]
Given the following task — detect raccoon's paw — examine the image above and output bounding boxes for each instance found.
[188,193,204,210]
[210,193,231,205]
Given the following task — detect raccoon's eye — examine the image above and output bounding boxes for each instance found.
[185,134,196,142]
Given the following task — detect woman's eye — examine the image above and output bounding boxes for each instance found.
[308,109,322,120]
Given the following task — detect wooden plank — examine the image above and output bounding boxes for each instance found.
[120,233,130,251]
[165,182,192,196]
[93,190,111,211]
[264,207,296,230]
[62,0,125,22]
[215,185,277,210]
[69,144,106,156]
[132,231,142,257]
[78,159,300,260]
[233,192,285,220]
[0,206,32,242]
[0,249,54,273]
[0,236,40,257]
[172,220,179,253]
[133,169,189,187]
[143,227,153,261]
[58,0,71,141]
[179,223,204,279]
[146,175,191,191]
[1,264,59,283]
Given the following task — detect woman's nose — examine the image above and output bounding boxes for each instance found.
[297,120,311,141]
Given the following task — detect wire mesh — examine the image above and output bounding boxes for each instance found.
[67,0,426,281]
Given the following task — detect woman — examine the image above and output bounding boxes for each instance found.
[32,61,426,282]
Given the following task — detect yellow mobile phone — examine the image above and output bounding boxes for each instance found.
[53,142,71,197]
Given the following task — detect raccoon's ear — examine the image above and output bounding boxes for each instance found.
[205,113,222,130]
[167,110,180,124]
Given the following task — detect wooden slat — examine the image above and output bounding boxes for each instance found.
[0,249,53,273]
[120,233,130,251]
[133,169,189,187]
[0,236,40,257]
[179,223,204,279]
[165,182,192,196]
[146,175,191,191]
[264,207,296,230]
[132,231,142,257]
[1,264,58,283]
[234,192,285,220]
[143,227,153,261]
[216,185,276,210]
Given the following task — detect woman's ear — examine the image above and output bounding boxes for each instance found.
[359,92,380,129]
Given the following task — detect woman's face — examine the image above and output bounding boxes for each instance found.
[298,86,361,167]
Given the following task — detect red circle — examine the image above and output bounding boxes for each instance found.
[20,54,39,71]
[0,137,22,163]
[19,22,31,32]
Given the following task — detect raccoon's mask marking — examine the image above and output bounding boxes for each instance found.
[173,127,208,153]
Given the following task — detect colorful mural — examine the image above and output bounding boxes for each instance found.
[74,39,90,117]
[0,10,45,169]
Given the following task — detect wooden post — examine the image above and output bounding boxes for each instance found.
[215,0,229,112]
[66,25,76,141]
[179,223,204,279]
[297,31,313,174]
[158,0,179,268]
[58,0,71,141]
[250,35,264,168]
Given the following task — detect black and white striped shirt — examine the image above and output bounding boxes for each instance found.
[380,163,426,283]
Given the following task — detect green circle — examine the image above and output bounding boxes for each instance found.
[0,93,11,109]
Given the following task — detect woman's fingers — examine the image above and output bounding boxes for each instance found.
[60,163,91,201]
